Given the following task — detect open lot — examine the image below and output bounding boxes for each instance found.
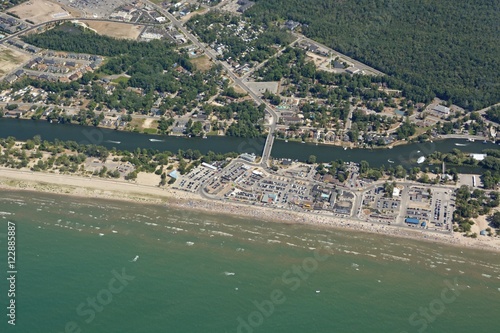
[190,55,212,72]
[9,0,79,24]
[246,81,279,95]
[0,46,31,77]
[84,21,144,40]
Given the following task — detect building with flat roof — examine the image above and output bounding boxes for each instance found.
[240,153,256,163]
[346,67,360,74]
[201,162,217,171]
[432,104,450,115]
[405,218,419,224]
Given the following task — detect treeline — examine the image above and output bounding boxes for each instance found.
[453,186,499,233]
[425,148,500,189]
[247,0,500,110]
[19,23,223,114]
[0,136,238,178]
[485,107,500,124]
[22,23,178,58]
[259,47,400,106]
[205,100,265,138]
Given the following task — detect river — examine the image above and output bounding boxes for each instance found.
[0,118,497,169]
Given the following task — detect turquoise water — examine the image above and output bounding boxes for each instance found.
[0,190,499,333]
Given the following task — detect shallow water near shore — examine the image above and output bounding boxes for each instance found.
[0,190,499,332]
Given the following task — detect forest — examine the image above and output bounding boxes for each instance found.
[20,23,223,114]
[247,0,500,110]
[485,107,500,124]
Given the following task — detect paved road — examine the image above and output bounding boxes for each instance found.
[146,0,278,168]
[476,102,500,127]
[295,34,385,76]
[345,104,355,131]
[0,17,158,45]
[241,37,302,80]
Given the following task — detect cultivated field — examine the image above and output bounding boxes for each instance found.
[9,0,80,24]
[0,46,31,78]
[84,21,144,40]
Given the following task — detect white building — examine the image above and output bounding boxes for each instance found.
[201,162,217,171]
[432,104,450,115]
[346,67,360,75]
[470,153,487,161]
[240,153,256,163]
[141,33,162,40]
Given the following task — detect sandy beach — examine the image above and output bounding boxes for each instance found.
[1,167,500,253]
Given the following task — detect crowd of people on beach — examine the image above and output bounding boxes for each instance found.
[2,175,499,252]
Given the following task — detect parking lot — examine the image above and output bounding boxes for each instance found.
[173,164,217,192]
[429,188,454,231]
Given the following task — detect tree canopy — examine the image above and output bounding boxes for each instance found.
[248,0,500,110]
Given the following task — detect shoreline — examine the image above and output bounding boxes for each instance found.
[1,168,500,253]
[1,117,493,152]
[275,133,491,150]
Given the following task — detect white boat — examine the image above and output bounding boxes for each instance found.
[417,156,425,164]
[343,147,347,150]
[149,139,164,142]
[106,140,121,144]
[285,140,288,143]
[130,255,139,262]
[455,143,467,146]
[417,150,421,153]
[387,159,395,163]
[467,138,475,142]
